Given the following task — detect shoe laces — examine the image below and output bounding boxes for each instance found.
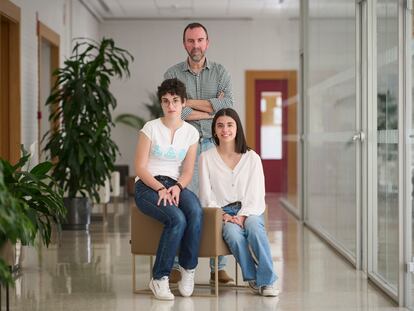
[248,281,260,293]
[248,281,258,290]
[180,267,195,285]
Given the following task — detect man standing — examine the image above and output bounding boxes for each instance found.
[164,22,234,285]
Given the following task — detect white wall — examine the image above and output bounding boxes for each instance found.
[100,19,300,172]
[70,0,100,44]
[10,0,99,164]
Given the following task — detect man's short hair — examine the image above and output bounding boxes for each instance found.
[183,22,209,42]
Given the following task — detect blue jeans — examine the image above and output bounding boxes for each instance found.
[222,203,277,287]
[135,176,203,279]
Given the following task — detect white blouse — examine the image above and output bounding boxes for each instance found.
[199,147,266,216]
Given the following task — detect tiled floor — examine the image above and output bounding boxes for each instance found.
[2,195,408,311]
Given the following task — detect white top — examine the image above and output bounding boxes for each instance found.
[199,147,266,216]
[138,118,199,180]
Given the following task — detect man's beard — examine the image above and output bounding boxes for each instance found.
[188,48,204,62]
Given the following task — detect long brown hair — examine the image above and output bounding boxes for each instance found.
[212,108,249,154]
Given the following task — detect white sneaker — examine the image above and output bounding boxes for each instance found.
[260,284,279,297]
[149,277,174,300]
[248,281,260,294]
[178,266,195,297]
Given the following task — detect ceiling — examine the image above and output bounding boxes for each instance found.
[80,0,301,21]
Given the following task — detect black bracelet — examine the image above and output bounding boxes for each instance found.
[175,182,183,191]
[157,186,166,192]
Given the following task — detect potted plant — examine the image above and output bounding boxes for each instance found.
[44,38,133,229]
[0,147,65,286]
[0,162,34,286]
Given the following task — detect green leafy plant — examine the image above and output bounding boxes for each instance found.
[115,92,162,130]
[0,163,35,285]
[377,91,398,162]
[0,147,65,285]
[1,147,65,247]
[44,38,134,202]
[377,91,397,130]
[114,114,145,130]
[143,92,163,120]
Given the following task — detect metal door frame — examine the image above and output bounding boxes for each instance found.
[403,0,413,308]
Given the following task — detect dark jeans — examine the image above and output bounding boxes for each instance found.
[134,175,203,279]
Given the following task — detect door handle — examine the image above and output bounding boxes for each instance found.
[352,132,365,142]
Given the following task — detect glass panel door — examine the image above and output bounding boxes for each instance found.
[305,0,360,264]
[279,0,301,217]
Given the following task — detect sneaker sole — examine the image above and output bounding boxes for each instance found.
[149,281,175,301]
[260,290,280,297]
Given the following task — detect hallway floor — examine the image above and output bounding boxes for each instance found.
[3,194,407,311]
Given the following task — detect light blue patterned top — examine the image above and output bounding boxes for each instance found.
[140,118,199,180]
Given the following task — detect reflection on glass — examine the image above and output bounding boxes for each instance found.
[276,2,299,211]
[306,0,357,259]
[375,0,399,291]
[260,92,282,160]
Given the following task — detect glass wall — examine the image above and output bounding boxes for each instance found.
[279,0,301,216]
[305,0,358,262]
[371,0,399,293]
[408,1,414,307]
[302,0,412,305]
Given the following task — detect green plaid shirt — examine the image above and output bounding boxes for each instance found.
[164,58,233,139]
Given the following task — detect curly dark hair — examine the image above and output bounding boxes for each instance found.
[157,78,187,103]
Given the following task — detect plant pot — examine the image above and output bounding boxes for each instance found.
[62,197,91,231]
